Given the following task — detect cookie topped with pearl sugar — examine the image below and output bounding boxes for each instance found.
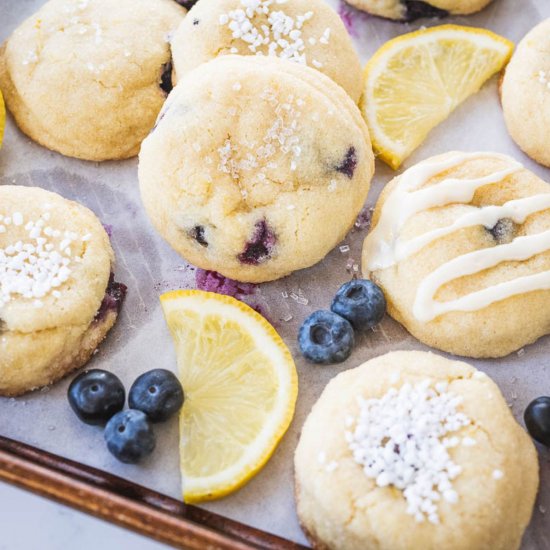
[0,186,122,397]
[295,351,539,550]
[170,0,363,102]
[139,55,374,283]
[0,186,112,332]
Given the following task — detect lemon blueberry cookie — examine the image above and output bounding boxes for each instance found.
[0,186,126,397]
[0,0,185,161]
[139,55,374,283]
[501,19,550,167]
[170,0,363,102]
[362,151,550,358]
[345,0,493,21]
[295,351,539,550]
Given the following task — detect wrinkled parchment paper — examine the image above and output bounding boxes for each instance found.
[0,0,549,547]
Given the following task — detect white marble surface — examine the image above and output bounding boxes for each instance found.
[0,482,170,550]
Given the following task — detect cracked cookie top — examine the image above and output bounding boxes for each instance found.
[139,55,374,283]
[362,152,550,358]
[344,0,492,21]
[170,0,363,102]
[0,0,185,160]
[295,351,538,550]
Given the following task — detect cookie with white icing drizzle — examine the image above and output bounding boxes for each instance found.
[295,351,538,550]
[501,18,550,167]
[0,186,126,396]
[362,151,550,358]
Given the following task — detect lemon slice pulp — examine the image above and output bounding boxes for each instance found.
[361,25,514,169]
[160,290,298,503]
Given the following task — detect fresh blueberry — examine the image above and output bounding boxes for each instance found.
[68,369,125,425]
[402,0,448,21]
[104,410,156,464]
[238,219,276,265]
[298,310,355,364]
[335,146,357,179]
[524,396,550,447]
[128,369,184,423]
[331,279,386,331]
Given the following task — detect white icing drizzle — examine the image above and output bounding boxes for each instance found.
[363,152,550,322]
[415,230,550,321]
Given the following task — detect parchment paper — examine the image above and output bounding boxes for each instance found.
[0,0,549,547]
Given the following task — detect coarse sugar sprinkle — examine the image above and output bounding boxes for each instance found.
[347,380,471,524]
[0,210,88,307]
[219,0,331,68]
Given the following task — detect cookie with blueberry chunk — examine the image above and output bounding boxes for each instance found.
[362,151,550,358]
[139,55,374,283]
[0,186,126,396]
[295,351,538,550]
[501,19,550,168]
[345,0,493,21]
[170,0,363,102]
[0,0,185,161]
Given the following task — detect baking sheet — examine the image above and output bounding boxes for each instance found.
[0,0,549,547]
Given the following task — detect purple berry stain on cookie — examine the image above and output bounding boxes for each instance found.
[94,274,127,323]
[402,0,448,21]
[159,60,173,95]
[487,218,516,245]
[189,225,208,247]
[195,269,256,298]
[335,147,357,179]
[238,220,276,265]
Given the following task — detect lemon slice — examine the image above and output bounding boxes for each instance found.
[0,90,5,149]
[361,25,513,169]
[160,290,298,503]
